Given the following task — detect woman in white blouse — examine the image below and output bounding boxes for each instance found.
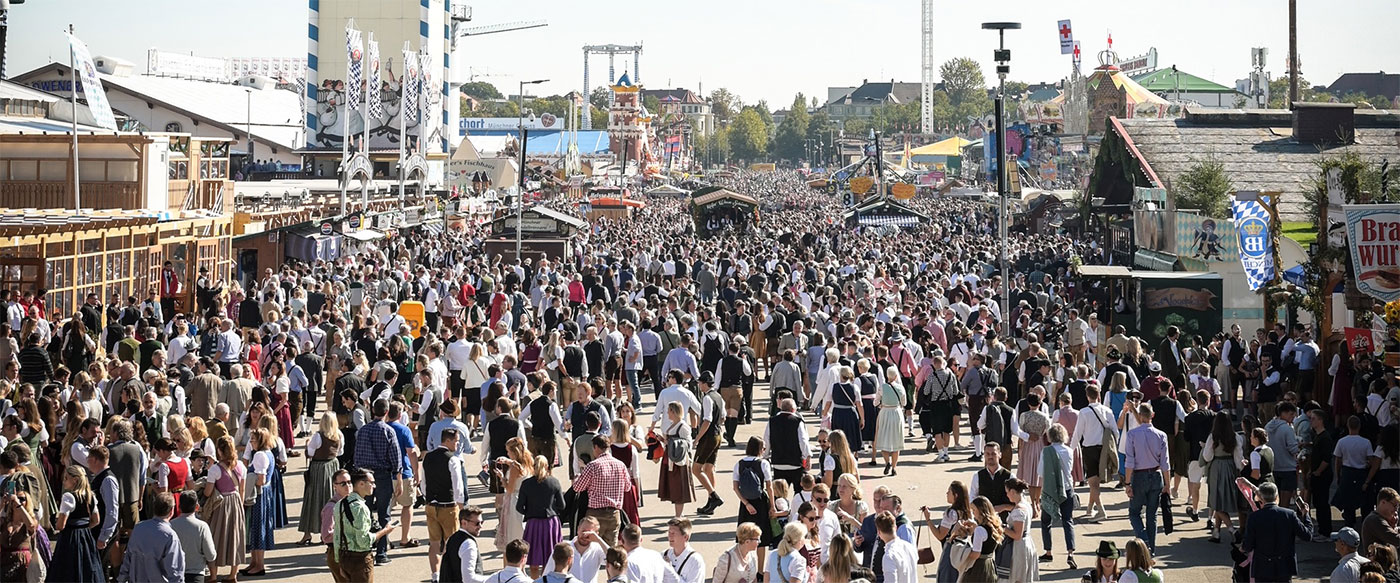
[712,522,761,583]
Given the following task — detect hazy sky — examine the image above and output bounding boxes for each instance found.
[9,0,1399,108]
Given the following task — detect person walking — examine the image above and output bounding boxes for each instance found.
[423,428,468,583]
[171,495,217,583]
[873,366,906,476]
[51,465,106,583]
[354,398,404,566]
[657,401,695,518]
[1203,412,1245,543]
[243,428,278,577]
[118,492,185,583]
[1123,402,1170,553]
[440,506,487,583]
[1070,384,1116,523]
[711,523,760,583]
[333,468,399,583]
[202,436,245,582]
[570,435,632,547]
[1038,423,1077,569]
[763,397,812,490]
[733,436,776,569]
[518,455,566,578]
[876,511,918,583]
[298,412,343,546]
[1241,482,1310,582]
[917,355,959,462]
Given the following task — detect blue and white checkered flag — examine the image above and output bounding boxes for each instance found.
[367,35,382,126]
[345,24,362,112]
[401,44,418,128]
[1232,196,1275,291]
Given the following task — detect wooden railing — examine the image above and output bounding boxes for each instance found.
[1,181,141,210]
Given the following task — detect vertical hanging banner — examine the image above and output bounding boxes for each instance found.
[345,25,363,112]
[366,35,382,131]
[1057,20,1075,54]
[402,45,419,129]
[1232,193,1275,290]
[65,31,117,130]
[1342,203,1400,301]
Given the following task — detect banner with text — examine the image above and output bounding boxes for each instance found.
[1232,195,1275,290]
[1343,203,1400,302]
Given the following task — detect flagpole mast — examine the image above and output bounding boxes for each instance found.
[340,20,354,216]
[69,24,81,213]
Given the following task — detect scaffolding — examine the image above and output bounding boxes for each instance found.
[581,44,642,130]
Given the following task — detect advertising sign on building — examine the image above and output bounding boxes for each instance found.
[1343,203,1400,301]
[458,117,557,134]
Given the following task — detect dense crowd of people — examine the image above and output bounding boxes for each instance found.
[0,168,1395,583]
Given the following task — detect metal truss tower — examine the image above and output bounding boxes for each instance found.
[920,0,935,135]
[581,43,642,130]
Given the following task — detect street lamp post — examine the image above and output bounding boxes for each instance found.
[983,21,1020,340]
[516,78,548,262]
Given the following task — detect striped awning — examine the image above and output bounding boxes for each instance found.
[858,215,920,228]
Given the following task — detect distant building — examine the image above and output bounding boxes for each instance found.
[1317,72,1400,104]
[1131,68,1248,108]
[640,87,713,135]
[11,61,303,165]
[822,79,922,126]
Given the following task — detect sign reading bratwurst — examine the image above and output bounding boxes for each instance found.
[1344,204,1400,301]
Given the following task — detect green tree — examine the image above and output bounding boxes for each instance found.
[709,88,742,124]
[461,81,503,99]
[941,57,993,122]
[1267,75,1332,108]
[1174,157,1234,219]
[842,118,870,137]
[527,96,571,119]
[590,106,608,130]
[728,109,768,161]
[590,86,613,111]
[774,93,811,162]
[752,101,775,135]
[928,91,955,131]
[643,94,662,116]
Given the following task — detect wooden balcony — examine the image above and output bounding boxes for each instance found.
[1,181,141,211]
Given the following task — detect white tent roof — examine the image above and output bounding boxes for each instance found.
[98,71,303,150]
[467,135,513,158]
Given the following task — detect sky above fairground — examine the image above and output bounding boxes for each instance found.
[8,0,1399,107]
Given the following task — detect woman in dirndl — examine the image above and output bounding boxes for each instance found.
[873,366,907,475]
[244,428,278,577]
[824,366,864,453]
[48,466,101,583]
[657,401,694,518]
[609,418,643,526]
[1016,394,1052,517]
[1203,413,1245,543]
[516,455,565,578]
[297,412,342,546]
[925,480,973,583]
[204,435,246,582]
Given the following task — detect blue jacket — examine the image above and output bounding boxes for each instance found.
[1241,503,1309,581]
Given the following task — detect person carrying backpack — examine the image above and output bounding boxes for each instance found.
[733,436,778,568]
[658,401,694,519]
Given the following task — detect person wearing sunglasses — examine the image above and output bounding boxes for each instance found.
[442,506,487,583]
[320,469,352,579]
[807,483,840,564]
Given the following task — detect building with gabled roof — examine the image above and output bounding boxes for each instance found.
[823,79,924,126]
[1131,68,1247,108]
[1318,72,1400,104]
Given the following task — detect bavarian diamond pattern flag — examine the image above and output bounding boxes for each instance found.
[1232,196,1275,291]
[345,24,362,112]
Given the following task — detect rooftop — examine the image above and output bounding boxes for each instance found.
[1110,107,1400,220]
[1319,72,1400,100]
[826,80,923,107]
[1131,68,1239,94]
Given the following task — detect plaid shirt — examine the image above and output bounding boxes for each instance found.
[572,451,631,509]
[354,420,403,475]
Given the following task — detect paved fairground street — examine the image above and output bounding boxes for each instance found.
[2,2,1399,583]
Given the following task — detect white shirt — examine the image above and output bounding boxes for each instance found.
[1330,552,1370,583]
[817,509,840,563]
[663,546,706,583]
[765,550,807,583]
[880,537,919,583]
[1336,435,1373,469]
[1071,403,1114,447]
[445,339,474,372]
[544,538,606,583]
[484,565,525,583]
[626,546,682,583]
[652,386,701,426]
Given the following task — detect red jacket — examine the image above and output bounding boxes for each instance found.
[160,268,180,298]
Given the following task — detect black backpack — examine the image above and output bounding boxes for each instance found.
[737,458,765,500]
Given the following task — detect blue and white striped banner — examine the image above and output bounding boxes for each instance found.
[345,24,362,111]
[1232,195,1274,291]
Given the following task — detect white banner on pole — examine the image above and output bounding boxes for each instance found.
[65,32,117,129]
[1058,20,1075,55]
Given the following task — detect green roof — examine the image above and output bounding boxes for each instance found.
[1131,69,1236,94]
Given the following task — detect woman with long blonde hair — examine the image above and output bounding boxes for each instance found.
[823,429,859,487]
[517,454,565,577]
[832,473,868,537]
[244,428,277,576]
[494,436,532,547]
[49,465,101,582]
[296,411,342,546]
[956,496,1004,583]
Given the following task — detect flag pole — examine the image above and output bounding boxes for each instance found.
[69,24,81,213]
[398,42,409,213]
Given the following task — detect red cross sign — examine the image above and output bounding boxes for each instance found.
[1058,19,1074,54]
[1060,23,1072,40]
